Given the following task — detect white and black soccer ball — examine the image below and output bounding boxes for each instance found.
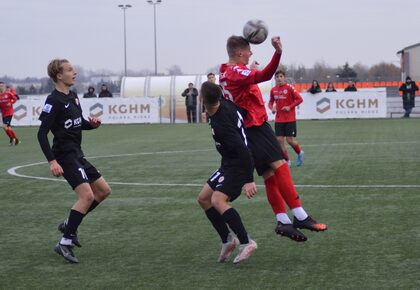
[243,19,269,44]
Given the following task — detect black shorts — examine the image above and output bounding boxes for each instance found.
[2,116,12,126]
[275,122,297,137]
[58,157,102,190]
[245,122,284,176]
[206,168,248,202]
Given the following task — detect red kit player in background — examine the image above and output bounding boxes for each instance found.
[0,82,19,145]
[269,70,304,167]
[219,35,327,241]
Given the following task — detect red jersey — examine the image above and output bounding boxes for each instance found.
[269,83,302,123]
[219,64,266,127]
[219,52,281,128]
[0,91,17,117]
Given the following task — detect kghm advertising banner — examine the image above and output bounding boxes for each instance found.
[264,88,387,120]
[11,97,161,126]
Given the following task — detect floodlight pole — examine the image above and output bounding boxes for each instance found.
[118,4,132,76]
[147,0,162,75]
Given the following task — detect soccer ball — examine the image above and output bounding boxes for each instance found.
[243,19,269,44]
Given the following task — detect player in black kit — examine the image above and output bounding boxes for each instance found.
[197,81,257,264]
[37,59,111,263]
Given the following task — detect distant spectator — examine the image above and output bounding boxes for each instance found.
[181,82,198,123]
[344,80,357,92]
[325,82,337,92]
[83,86,97,98]
[307,80,322,94]
[98,84,113,98]
[399,76,419,118]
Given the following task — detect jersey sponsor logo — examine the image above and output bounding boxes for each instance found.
[64,119,72,129]
[239,69,251,77]
[274,94,286,100]
[64,117,82,129]
[42,104,53,113]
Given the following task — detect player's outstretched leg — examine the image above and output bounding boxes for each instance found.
[293,216,328,232]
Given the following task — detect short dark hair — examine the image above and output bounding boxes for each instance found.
[226,35,249,58]
[200,81,222,106]
[207,72,215,78]
[275,69,286,77]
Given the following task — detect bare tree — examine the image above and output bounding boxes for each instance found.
[368,62,400,81]
[167,65,183,75]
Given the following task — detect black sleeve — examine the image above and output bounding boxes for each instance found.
[37,100,58,162]
[81,117,94,130]
[216,124,254,182]
[181,89,188,97]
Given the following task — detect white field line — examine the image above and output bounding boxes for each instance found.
[6,143,420,188]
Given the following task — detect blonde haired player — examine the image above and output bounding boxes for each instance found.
[38,59,111,263]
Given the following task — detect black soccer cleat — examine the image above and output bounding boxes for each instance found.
[58,221,82,248]
[14,138,20,146]
[54,243,79,263]
[275,222,307,242]
[293,216,328,232]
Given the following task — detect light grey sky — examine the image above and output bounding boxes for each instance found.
[1,0,418,78]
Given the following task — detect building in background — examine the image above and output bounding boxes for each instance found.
[397,43,420,81]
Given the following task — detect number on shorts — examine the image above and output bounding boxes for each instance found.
[78,168,88,180]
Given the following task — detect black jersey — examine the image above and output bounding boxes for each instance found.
[208,99,254,182]
[37,90,94,161]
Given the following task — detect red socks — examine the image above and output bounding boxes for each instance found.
[274,163,302,209]
[4,128,14,138]
[8,128,17,139]
[264,175,286,214]
[292,143,301,155]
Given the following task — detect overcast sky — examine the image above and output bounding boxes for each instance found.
[1,0,418,78]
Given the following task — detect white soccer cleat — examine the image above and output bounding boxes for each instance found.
[218,233,239,263]
[233,239,258,264]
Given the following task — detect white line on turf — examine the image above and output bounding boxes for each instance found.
[7,161,420,189]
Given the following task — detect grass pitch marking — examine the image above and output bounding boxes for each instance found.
[7,146,420,189]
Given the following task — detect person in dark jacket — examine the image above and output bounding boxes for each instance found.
[83,86,97,98]
[98,84,113,98]
[307,80,322,94]
[399,76,419,118]
[181,82,198,123]
[344,80,357,92]
[325,82,337,92]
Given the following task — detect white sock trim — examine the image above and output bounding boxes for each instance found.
[292,207,308,221]
[276,213,292,224]
[60,237,72,246]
